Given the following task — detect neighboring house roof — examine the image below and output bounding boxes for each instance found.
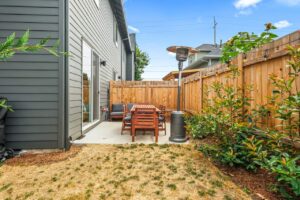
[184,44,222,70]
[162,69,202,81]
[196,44,220,51]
[109,0,132,53]
[202,48,222,59]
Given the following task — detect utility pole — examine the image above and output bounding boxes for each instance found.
[213,16,218,46]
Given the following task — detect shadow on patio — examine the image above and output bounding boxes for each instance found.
[74,122,187,145]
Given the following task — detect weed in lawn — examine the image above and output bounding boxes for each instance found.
[207,189,216,196]
[167,183,177,190]
[224,194,234,200]
[104,156,110,162]
[99,193,106,200]
[24,191,34,199]
[158,180,164,186]
[242,187,251,194]
[176,177,186,181]
[6,187,13,195]
[159,144,169,149]
[141,181,149,188]
[0,183,12,192]
[210,179,223,188]
[87,183,95,187]
[51,177,58,182]
[85,189,93,199]
[198,190,206,197]
[47,189,54,193]
[74,167,80,172]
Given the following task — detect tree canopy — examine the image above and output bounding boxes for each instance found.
[135,46,150,81]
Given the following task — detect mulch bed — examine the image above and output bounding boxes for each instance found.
[216,164,282,200]
[5,145,82,166]
[193,137,284,200]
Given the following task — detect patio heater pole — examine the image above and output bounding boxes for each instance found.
[177,61,183,111]
[167,46,197,143]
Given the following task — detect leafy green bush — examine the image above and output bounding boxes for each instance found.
[263,154,300,198]
[194,26,299,199]
[185,114,216,139]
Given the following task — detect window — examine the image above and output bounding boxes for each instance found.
[94,0,100,8]
[82,41,100,127]
[113,71,117,81]
[113,17,118,46]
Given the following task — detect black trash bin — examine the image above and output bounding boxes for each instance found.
[0,107,8,146]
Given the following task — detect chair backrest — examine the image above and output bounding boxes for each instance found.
[127,103,135,112]
[132,108,158,129]
[112,104,124,112]
[159,105,166,115]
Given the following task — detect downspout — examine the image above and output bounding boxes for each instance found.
[121,41,123,80]
[64,0,70,150]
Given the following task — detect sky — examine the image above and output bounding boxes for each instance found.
[124,0,300,80]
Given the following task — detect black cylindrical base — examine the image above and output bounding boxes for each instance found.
[0,124,5,146]
[169,111,187,143]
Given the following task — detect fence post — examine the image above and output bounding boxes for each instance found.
[237,54,245,117]
[199,72,203,113]
[109,81,113,113]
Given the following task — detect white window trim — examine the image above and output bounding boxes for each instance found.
[82,40,101,131]
[113,17,119,47]
[94,0,100,8]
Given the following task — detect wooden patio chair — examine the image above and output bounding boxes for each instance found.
[110,103,124,121]
[158,105,167,135]
[131,108,159,143]
[121,105,132,135]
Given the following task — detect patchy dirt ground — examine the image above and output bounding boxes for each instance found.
[0,144,250,200]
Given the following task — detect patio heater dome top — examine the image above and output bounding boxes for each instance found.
[166,46,198,54]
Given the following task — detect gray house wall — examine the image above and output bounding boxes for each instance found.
[68,0,126,139]
[0,0,67,149]
[126,33,136,80]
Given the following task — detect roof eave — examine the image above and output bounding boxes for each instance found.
[109,0,132,52]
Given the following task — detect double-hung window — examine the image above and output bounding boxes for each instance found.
[113,17,118,46]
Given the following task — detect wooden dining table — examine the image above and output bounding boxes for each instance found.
[130,104,161,113]
[130,104,161,143]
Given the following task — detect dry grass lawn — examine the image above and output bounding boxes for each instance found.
[0,144,251,200]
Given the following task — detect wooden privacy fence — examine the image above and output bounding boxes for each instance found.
[109,81,178,114]
[182,30,300,127]
[109,31,300,127]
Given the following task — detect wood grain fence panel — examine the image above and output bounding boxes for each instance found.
[110,81,178,114]
[181,30,299,130]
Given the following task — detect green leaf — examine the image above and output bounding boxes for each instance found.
[16,30,29,47]
[0,32,16,51]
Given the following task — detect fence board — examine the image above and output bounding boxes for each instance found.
[110,81,178,115]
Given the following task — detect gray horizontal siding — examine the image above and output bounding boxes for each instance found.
[0,0,65,149]
[68,0,125,139]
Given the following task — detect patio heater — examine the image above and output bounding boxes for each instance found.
[167,46,197,143]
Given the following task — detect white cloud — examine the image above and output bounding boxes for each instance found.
[235,9,253,17]
[168,52,176,57]
[234,0,262,9]
[276,0,300,6]
[274,20,292,29]
[128,25,140,33]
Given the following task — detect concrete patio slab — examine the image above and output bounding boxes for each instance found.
[74,122,189,144]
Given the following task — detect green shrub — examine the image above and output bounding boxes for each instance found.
[263,153,300,199]
[185,114,216,139]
